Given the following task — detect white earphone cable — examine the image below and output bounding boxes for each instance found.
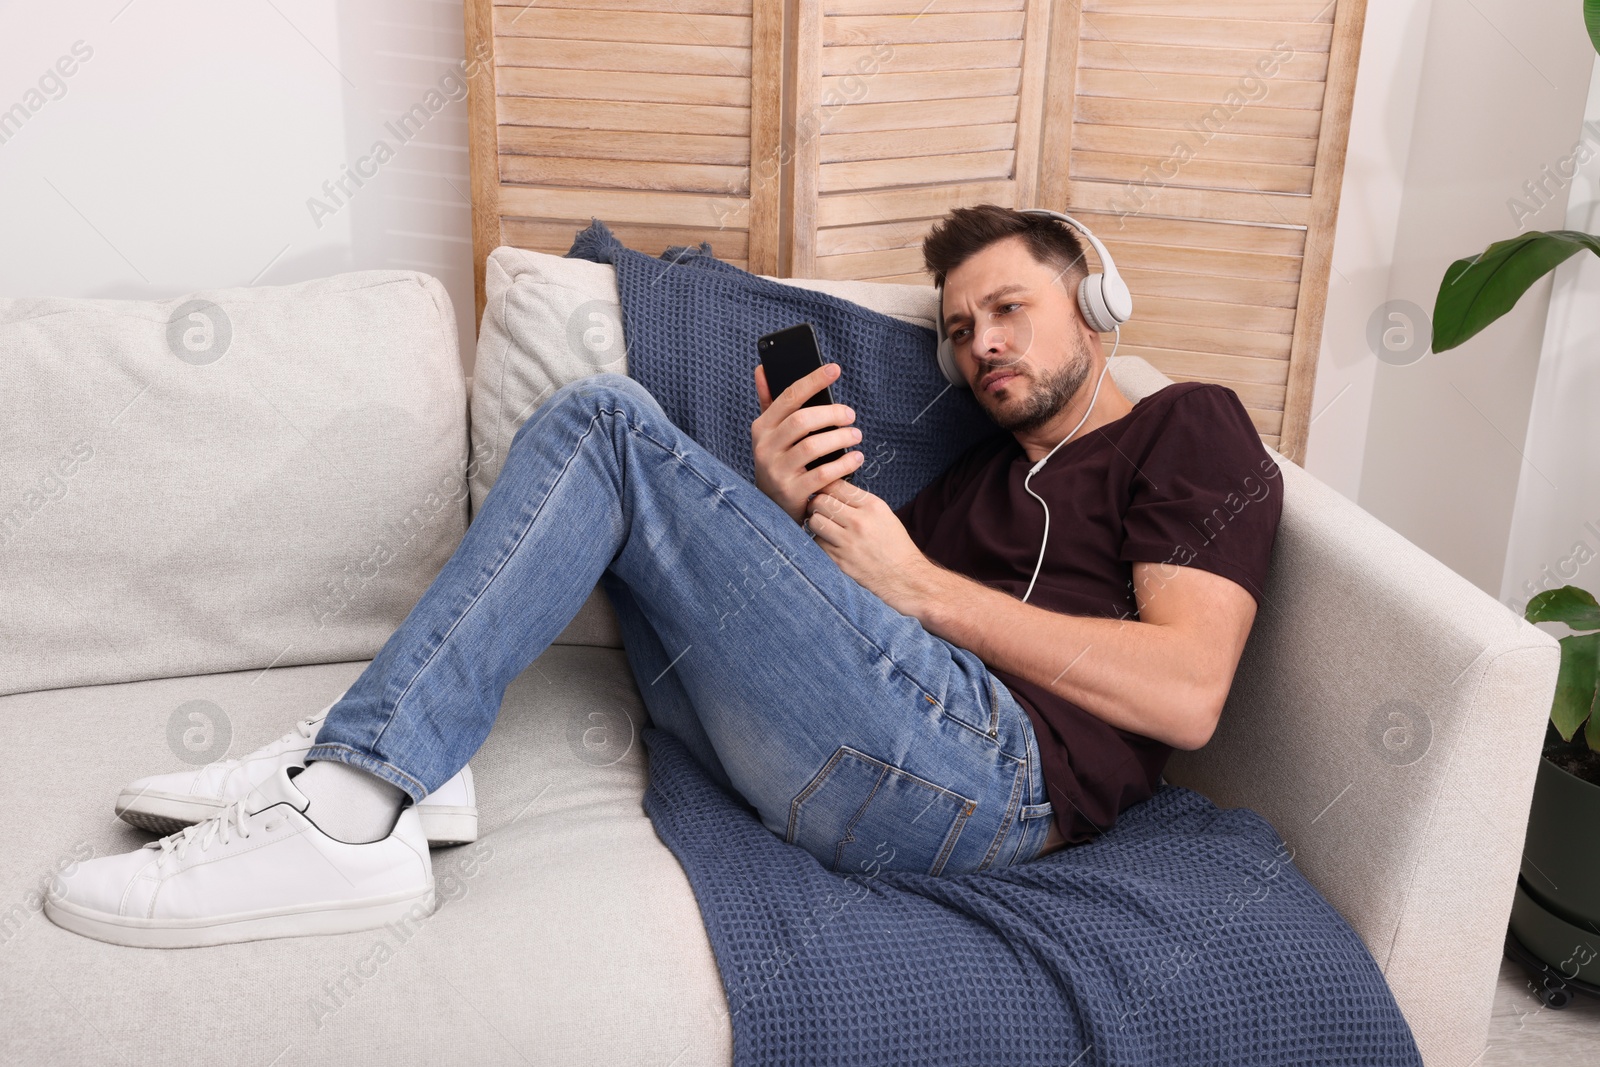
[1018,325,1120,604]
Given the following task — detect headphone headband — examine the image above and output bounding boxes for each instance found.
[934,207,1132,388]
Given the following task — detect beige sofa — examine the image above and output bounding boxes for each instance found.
[0,247,1560,1066]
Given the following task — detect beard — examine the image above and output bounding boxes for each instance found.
[980,337,1092,435]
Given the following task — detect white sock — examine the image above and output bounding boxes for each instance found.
[290,759,407,843]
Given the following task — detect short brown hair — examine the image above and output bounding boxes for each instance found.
[921,204,1089,295]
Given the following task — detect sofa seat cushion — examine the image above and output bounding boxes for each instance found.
[0,651,730,1066]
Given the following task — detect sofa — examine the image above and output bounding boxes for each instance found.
[0,245,1561,1066]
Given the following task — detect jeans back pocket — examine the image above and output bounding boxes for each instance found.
[786,746,976,877]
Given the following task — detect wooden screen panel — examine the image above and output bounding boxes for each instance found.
[464,0,781,330]
[1041,0,1368,459]
[783,0,1366,459]
[790,0,1051,287]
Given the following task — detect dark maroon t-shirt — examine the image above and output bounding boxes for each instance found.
[892,381,1283,847]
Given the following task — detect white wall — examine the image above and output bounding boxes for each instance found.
[1500,60,1600,615]
[1301,0,1435,499]
[1340,1,1598,594]
[0,0,478,371]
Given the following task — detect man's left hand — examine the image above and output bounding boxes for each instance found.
[804,480,931,615]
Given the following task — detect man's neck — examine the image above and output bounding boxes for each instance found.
[1015,365,1135,465]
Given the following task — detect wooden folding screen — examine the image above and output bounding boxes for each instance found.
[465,0,1368,462]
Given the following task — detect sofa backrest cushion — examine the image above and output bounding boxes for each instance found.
[468,245,1175,649]
[0,271,469,697]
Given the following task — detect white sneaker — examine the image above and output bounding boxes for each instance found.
[48,764,434,948]
[115,702,479,847]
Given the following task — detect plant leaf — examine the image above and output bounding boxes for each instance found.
[1553,633,1600,742]
[1526,585,1600,630]
[1587,688,1600,752]
[1433,231,1600,351]
[1588,0,1600,56]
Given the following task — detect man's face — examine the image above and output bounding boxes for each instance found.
[941,235,1091,435]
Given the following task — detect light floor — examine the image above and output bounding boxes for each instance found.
[1481,956,1600,1065]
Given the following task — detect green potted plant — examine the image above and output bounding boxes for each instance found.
[1426,2,1600,1004]
[1508,587,1600,999]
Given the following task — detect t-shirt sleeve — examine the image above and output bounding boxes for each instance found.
[1118,384,1283,605]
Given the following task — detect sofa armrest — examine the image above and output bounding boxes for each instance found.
[1165,447,1559,1067]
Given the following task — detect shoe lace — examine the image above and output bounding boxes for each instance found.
[146,797,287,863]
[197,710,327,772]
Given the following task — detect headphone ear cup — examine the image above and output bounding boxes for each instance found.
[1077,274,1117,334]
[935,316,967,388]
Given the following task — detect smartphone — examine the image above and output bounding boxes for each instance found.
[757,323,848,472]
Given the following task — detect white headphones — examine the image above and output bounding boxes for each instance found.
[933,208,1133,388]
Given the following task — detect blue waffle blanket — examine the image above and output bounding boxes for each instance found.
[563,218,1004,512]
[639,726,1423,1066]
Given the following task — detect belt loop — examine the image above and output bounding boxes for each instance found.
[984,674,1000,739]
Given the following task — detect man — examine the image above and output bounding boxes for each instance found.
[46,205,1281,948]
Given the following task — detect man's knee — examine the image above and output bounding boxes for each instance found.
[565,371,656,410]
[512,373,660,449]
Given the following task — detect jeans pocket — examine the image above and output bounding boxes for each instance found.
[930,656,1003,744]
[786,746,977,877]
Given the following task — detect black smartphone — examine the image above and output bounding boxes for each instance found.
[757,323,848,472]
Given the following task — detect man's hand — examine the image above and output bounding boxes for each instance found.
[804,479,933,616]
[751,361,864,523]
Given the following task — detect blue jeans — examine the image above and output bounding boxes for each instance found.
[307,373,1056,876]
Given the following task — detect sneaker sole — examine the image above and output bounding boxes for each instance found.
[416,806,478,847]
[44,884,436,949]
[115,790,479,847]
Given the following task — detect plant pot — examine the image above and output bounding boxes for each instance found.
[1513,751,1600,978]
